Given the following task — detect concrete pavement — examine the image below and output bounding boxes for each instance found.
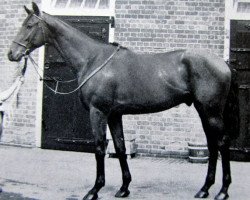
[0,145,249,200]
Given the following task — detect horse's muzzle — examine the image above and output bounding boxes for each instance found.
[7,50,23,62]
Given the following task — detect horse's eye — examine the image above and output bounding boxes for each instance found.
[27,24,32,29]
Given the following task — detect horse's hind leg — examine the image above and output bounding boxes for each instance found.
[215,134,231,200]
[194,114,219,198]
[108,113,131,198]
[194,104,231,200]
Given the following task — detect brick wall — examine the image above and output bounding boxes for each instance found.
[115,0,225,54]
[114,0,225,157]
[0,0,41,146]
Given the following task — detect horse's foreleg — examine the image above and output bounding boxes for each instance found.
[215,136,231,200]
[83,107,107,200]
[108,114,131,198]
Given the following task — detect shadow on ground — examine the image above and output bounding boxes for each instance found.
[0,191,38,200]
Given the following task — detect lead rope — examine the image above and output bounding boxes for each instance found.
[28,45,120,95]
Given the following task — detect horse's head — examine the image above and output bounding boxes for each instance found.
[8,2,46,62]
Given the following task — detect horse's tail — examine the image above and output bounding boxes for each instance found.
[223,67,240,139]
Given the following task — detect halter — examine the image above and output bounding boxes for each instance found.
[12,14,48,56]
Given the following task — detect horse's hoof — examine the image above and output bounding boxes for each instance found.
[214,192,229,200]
[82,192,98,200]
[115,189,130,198]
[194,190,209,198]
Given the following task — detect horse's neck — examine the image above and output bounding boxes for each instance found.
[43,13,101,72]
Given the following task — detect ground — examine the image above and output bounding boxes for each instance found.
[0,145,249,200]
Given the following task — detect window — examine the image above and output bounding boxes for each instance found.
[237,1,250,13]
[51,0,110,9]
[232,0,250,19]
[42,0,114,16]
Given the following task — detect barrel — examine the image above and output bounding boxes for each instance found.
[188,143,209,163]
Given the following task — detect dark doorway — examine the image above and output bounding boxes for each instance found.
[41,16,113,152]
[229,20,250,161]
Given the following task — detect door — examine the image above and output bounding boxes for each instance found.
[41,16,113,152]
[229,20,250,161]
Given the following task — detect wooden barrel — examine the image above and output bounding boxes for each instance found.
[188,143,209,163]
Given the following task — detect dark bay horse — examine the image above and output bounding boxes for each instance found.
[7,3,239,200]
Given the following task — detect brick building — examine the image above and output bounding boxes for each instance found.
[0,0,249,158]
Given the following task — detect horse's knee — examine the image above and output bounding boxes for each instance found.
[95,146,106,156]
[95,139,108,156]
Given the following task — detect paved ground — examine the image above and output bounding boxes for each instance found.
[0,145,249,200]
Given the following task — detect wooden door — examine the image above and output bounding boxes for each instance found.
[41,16,113,152]
[229,20,250,161]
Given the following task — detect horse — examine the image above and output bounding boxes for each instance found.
[7,3,239,200]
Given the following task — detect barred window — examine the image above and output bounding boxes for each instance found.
[237,1,250,13]
[52,0,110,9]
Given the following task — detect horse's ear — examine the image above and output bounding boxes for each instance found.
[32,2,41,16]
[24,5,32,15]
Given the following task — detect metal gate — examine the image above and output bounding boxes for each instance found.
[229,20,250,161]
[41,16,113,152]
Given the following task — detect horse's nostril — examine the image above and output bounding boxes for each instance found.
[7,50,14,61]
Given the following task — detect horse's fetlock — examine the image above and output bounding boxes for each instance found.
[123,172,131,182]
[223,175,231,185]
[207,179,215,186]
[206,172,216,183]
[95,177,105,188]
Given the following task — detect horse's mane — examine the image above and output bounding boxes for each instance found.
[44,12,127,50]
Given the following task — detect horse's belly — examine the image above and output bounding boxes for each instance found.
[114,89,189,114]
